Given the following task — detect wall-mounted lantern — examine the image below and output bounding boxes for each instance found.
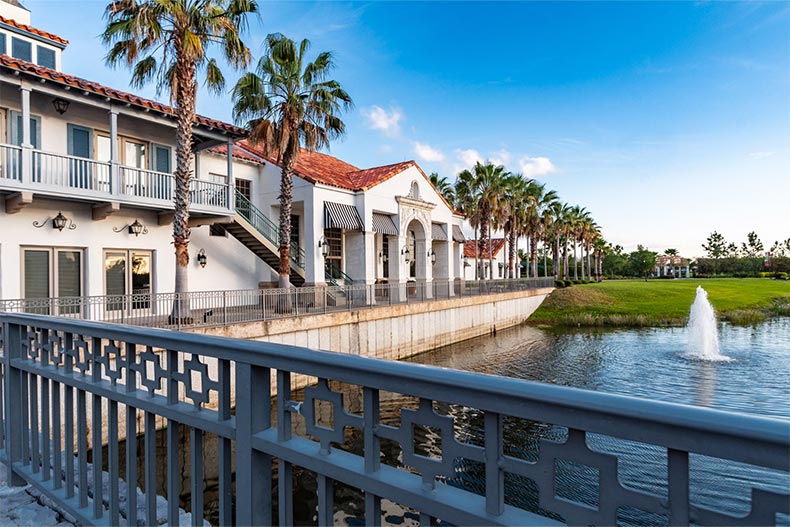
[378,250,388,263]
[197,249,207,268]
[52,98,70,115]
[33,211,76,231]
[113,219,148,236]
[402,246,411,264]
[429,249,436,265]
[318,237,330,258]
[463,255,469,267]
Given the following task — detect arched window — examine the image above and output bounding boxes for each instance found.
[409,181,420,199]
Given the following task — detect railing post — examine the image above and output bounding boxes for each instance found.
[3,322,27,486]
[222,290,228,325]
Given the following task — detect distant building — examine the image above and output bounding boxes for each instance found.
[462,238,512,280]
[653,255,692,278]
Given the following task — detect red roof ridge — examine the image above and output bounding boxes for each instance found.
[0,15,68,46]
[464,238,507,258]
[0,54,245,136]
[208,144,263,165]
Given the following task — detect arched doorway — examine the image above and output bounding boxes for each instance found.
[405,219,427,282]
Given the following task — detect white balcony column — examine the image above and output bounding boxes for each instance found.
[226,137,235,210]
[20,85,32,184]
[109,107,119,194]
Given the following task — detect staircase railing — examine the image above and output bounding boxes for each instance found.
[325,261,354,286]
[235,190,305,269]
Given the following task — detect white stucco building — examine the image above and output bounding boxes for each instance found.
[0,0,467,308]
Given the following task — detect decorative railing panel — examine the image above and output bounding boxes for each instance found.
[0,314,787,526]
[0,278,556,330]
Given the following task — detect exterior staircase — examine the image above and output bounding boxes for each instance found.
[324,261,354,306]
[224,191,306,287]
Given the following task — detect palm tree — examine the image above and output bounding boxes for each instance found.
[539,192,561,278]
[233,34,353,289]
[457,162,508,280]
[103,0,257,319]
[454,170,481,279]
[429,172,455,205]
[498,173,527,279]
[526,185,558,279]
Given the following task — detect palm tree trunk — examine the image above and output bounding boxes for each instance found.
[474,225,479,280]
[277,141,297,290]
[171,55,196,323]
[508,228,517,279]
[530,236,538,278]
[586,244,592,280]
[573,241,578,280]
[488,223,493,280]
[554,235,560,278]
[562,239,568,280]
[543,242,548,278]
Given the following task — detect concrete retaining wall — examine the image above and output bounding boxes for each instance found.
[190,287,552,361]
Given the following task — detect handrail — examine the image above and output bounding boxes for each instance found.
[0,311,787,527]
[235,189,305,269]
[325,260,354,285]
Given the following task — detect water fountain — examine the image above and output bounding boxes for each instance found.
[686,286,731,361]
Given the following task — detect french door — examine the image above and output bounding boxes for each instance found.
[104,250,153,318]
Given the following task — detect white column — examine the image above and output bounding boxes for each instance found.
[303,194,326,286]
[390,234,407,302]
[109,107,119,194]
[20,85,32,184]
[226,136,235,210]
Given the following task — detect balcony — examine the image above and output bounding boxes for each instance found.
[0,143,231,215]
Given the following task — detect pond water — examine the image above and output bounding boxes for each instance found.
[121,318,790,525]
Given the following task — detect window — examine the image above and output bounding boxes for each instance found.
[0,32,6,55]
[104,250,153,312]
[382,236,390,279]
[11,37,31,62]
[22,247,83,315]
[290,214,300,248]
[324,228,342,278]
[409,181,420,199]
[409,230,416,278]
[36,46,56,69]
[235,178,251,200]
[152,144,171,173]
[10,111,41,148]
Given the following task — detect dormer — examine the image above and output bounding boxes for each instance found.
[0,0,68,71]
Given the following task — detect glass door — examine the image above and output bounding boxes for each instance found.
[104,249,153,319]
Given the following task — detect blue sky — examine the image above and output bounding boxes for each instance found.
[24,0,790,257]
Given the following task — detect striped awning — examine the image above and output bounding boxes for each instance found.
[452,225,466,242]
[324,201,363,231]
[372,213,399,235]
[431,223,448,241]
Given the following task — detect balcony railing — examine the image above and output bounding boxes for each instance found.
[0,312,787,526]
[0,278,556,330]
[0,144,231,213]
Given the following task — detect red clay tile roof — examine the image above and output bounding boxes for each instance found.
[464,238,506,258]
[0,54,245,136]
[0,16,68,47]
[238,141,460,215]
[208,144,263,165]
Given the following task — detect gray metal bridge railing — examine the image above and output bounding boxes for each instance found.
[1,313,788,526]
[0,277,556,331]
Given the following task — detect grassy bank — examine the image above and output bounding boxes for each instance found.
[529,279,790,327]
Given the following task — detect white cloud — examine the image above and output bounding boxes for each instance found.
[518,156,556,178]
[362,105,402,137]
[488,148,512,166]
[748,151,775,159]
[413,141,445,162]
[455,148,483,168]
[377,144,393,154]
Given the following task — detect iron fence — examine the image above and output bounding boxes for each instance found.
[0,313,787,526]
[0,277,556,331]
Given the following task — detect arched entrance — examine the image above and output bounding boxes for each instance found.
[405,219,428,282]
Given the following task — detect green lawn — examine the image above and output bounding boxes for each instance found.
[530,278,790,327]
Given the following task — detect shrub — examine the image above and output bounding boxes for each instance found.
[564,280,573,287]
[760,272,774,278]
[573,279,583,285]
[775,272,789,280]
[554,279,565,288]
